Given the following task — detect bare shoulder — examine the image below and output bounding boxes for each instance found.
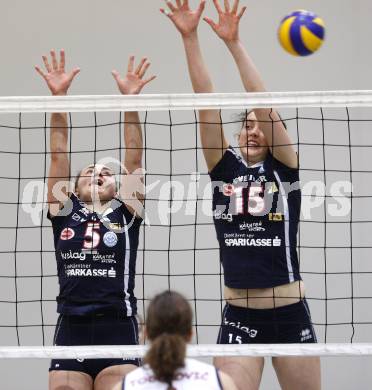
[48,191,74,218]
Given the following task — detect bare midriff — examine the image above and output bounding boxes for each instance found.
[224,280,305,309]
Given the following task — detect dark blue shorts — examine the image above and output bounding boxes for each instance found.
[49,311,140,379]
[217,299,317,344]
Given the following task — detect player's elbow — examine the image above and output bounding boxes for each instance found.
[125,158,143,173]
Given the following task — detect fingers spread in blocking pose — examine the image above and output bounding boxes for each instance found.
[35,49,80,95]
[112,56,156,95]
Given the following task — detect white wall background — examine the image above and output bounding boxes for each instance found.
[0,0,372,389]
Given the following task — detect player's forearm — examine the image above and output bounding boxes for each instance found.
[50,113,68,156]
[182,33,214,93]
[124,111,143,172]
[225,40,277,136]
[225,40,266,93]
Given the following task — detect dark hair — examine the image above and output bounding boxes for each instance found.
[144,291,193,390]
[237,109,287,131]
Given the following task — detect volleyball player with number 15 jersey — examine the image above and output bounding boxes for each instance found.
[162,1,320,389]
[35,50,155,390]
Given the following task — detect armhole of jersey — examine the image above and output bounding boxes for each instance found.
[272,155,299,178]
[208,146,237,180]
[116,197,143,226]
[215,368,223,390]
[121,377,126,390]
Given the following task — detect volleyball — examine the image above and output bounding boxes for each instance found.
[278,10,325,56]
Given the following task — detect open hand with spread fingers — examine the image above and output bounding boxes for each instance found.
[112,56,156,95]
[203,0,247,42]
[160,0,206,37]
[35,49,80,96]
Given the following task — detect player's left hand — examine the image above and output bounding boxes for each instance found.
[112,56,156,95]
[203,0,247,42]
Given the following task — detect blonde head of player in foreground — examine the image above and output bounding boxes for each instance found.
[115,290,237,390]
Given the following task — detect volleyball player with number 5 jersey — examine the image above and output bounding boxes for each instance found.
[161,1,320,389]
[35,50,155,390]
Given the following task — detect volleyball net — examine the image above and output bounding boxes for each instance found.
[1,90,372,359]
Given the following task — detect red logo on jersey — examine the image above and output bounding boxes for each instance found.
[60,228,75,240]
[223,183,235,196]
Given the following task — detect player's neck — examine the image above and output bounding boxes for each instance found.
[84,199,111,214]
[247,160,264,168]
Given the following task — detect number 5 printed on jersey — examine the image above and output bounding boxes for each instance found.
[83,222,100,249]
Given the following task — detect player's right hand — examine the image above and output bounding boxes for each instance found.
[35,49,80,96]
[160,0,206,37]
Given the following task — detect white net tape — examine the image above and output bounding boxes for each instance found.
[0,90,372,113]
[1,344,372,359]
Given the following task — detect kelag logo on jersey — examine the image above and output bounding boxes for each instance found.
[61,250,86,261]
[214,210,233,222]
[224,318,258,338]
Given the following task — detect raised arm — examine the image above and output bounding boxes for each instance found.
[204,0,298,168]
[161,0,228,171]
[112,56,156,213]
[35,49,80,216]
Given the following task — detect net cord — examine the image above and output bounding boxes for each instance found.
[1,344,372,359]
[0,90,372,113]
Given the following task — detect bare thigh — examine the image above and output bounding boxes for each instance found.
[94,364,137,390]
[49,370,93,390]
[272,356,321,390]
[214,356,264,390]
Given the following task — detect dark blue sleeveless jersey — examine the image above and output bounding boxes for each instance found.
[209,147,301,289]
[47,193,141,316]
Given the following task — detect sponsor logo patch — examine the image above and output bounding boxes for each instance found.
[79,207,90,217]
[72,213,81,222]
[224,318,258,338]
[239,221,265,232]
[224,236,281,247]
[300,328,313,342]
[267,183,279,194]
[223,184,235,196]
[60,228,75,240]
[269,212,283,221]
[103,231,118,247]
[108,222,122,232]
[65,266,117,278]
[214,210,233,222]
[61,250,86,261]
[108,267,116,278]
